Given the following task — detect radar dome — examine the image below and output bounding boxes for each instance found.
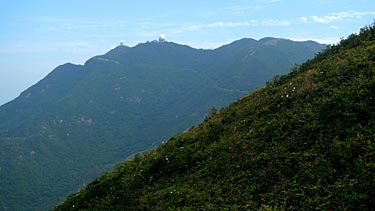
[159,34,166,42]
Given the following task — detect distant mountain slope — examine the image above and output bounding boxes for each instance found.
[0,38,324,211]
[54,24,375,210]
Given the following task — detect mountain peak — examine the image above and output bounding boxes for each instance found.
[259,37,288,45]
[0,35,325,211]
[105,44,130,56]
[54,23,375,211]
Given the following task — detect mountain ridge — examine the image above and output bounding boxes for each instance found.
[54,24,375,210]
[0,37,325,211]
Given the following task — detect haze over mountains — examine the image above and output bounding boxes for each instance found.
[0,37,325,210]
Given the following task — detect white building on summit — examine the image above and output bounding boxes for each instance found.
[159,34,166,42]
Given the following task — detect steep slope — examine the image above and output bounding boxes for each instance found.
[0,38,324,211]
[55,24,375,210]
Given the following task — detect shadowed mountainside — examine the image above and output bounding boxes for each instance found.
[0,38,324,211]
[55,24,375,210]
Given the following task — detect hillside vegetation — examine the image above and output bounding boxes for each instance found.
[55,24,375,210]
[0,38,324,210]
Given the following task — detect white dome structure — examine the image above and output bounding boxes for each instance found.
[159,34,166,42]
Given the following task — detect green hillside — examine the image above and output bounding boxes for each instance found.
[54,24,375,210]
[0,38,324,210]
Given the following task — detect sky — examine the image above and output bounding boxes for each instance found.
[0,0,374,106]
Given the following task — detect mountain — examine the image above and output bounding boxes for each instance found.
[53,24,375,210]
[0,38,324,211]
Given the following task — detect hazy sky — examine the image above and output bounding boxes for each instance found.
[0,0,374,105]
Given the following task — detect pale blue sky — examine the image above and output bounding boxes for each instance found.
[0,0,374,105]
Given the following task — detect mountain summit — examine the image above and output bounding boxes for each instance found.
[0,38,324,210]
[54,24,375,210]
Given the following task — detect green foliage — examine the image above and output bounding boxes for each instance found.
[54,23,375,210]
[0,38,324,210]
[204,107,218,121]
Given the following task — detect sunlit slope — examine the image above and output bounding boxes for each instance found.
[55,25,374,210]
[0,38,324,211]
